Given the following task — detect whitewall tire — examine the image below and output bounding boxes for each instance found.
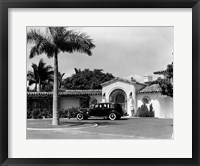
[108,112,117,120]
[76,113,84,120]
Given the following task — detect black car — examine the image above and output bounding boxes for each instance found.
[75,102,125,120]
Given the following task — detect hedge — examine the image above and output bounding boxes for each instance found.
[27,96,90,119]
[27,97,80,119]
[135,104,154,117]
[27,107,79,119]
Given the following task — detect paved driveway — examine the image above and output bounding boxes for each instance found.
[27,117,173,139]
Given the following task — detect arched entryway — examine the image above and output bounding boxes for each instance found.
[109,89,127,113]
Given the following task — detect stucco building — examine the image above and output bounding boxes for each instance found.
[27,74,173,119]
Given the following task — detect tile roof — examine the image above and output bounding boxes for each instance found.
[137,84,162,94]
[153,70,167,75]
[101,77,145,87]
[27,89,102,97]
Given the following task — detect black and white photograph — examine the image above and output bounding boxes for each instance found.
[26,26,173,139]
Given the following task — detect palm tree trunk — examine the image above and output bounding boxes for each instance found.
[52,52,59,125]
[38,79,41,92]
[35,83,37,91]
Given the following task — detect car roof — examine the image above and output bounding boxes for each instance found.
[95,102,116,105]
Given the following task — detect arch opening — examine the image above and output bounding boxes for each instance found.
[109,89,127,113]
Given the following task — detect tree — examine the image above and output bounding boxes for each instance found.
[27,59,53,92]
[58,72,65,89]
[156,63,173,97]
[63,69,115,90]
[74,68,81,74]
[27,27,95,125]
[166,62,173,81]
[41,72,65,92]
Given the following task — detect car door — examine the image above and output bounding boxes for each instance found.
[91,104,100,116]
[101,103,109,116]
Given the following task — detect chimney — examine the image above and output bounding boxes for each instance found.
[144,75,153,83]
[131,77,136,83]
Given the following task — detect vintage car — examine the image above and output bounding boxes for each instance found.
[75,102,125,120]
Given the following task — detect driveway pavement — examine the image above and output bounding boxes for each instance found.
[27,117,173,139]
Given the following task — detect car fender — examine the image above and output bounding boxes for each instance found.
[108,110,121,116]
[76,109,89,117]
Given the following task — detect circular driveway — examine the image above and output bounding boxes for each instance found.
[27,117,173,139]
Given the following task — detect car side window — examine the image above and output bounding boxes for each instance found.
[99,104,102,108]
[103,104,107,108]
[94,104,98,108]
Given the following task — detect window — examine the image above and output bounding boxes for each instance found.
[142,96,151,104]
[103,104,108,108]
[90,97,97,105]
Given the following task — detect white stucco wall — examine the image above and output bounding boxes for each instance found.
[59,95,102,110]
[137,93,173,118]
[90,95,102,103]
[102,81,139,116]
[59,97,80,109]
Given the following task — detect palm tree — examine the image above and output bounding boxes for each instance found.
[27,59,53,92]
[74,68,81,74]
[27,68,38,92]
[27,27,95,125]
[58,72,65,89]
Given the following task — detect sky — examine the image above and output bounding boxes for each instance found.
[27,26,173,83]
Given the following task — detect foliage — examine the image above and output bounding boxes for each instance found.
[90,97,98,105]
[27,97,52,119]
[166,63,173,80]
[27,27,95,125]
[27,59,53,92]
[79,96,90,108]
[59,107,79,118]
[150,63,173,97]
[27,97,79,119]
[142,97,149,104]
[156,63,173,97]
[27,105,79,119]
[156,78,173,97]
[63,69,115,89]
[27,27,95,59]
[58,72,65,89]
[38,72,66,92]
[135,104,154,117]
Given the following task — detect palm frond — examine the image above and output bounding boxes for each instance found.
[27,29,56,58]
[49,27,67,38]
[61,73,65,78]
[27,71,34,78]
[27,29,43,43]
[59,30,95,56]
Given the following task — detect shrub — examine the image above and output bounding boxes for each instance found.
[59,107,79,118]
[27,97,80,119]
[27,107,79,119]
[27,97,53,119]
[80,96,90,108]
[27,108,32,119]
[135,104,154,117]
[32,108,43,119]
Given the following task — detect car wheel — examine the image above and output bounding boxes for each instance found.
[108,112,117,120]
[76,113,84,120]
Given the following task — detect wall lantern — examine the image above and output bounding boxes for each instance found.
[129,92,132,99]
